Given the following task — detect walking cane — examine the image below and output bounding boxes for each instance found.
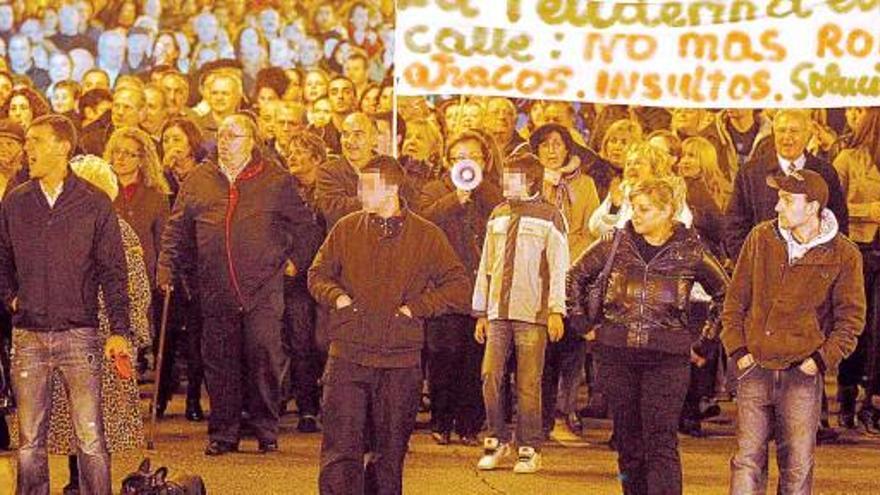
[147,287,172,450]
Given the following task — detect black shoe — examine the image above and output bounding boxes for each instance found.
[297,415,320,433]
[431,431,451,445]
[699,404,721,421]
[155,399,167,419]
[185,399,205,422]
[62,482,79,495]
[679,418,705,437]
[857,407,880,435]
[816,426,840,445]
[565,412,584,434]
[258,440,279,453]
[204,440,238,456]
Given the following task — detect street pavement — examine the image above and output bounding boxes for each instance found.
[2,397,879,494]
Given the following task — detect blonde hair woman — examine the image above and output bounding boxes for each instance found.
[679,136,733,211]
[10,155,152,492]
[402,118,445,183]
[104,127,171,289]
[589,141,692,237]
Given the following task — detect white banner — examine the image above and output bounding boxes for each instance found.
[394,0,880,107]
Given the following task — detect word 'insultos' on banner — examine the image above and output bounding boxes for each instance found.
[394,0,880,108]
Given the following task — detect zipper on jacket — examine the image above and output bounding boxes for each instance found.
[225,184,245,310]
[634,241,676,348]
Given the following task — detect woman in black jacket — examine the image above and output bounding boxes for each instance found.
[567,177,729,495]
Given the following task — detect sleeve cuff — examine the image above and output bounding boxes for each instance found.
[729,346,749,362]
[809,350,827,374]
[407,299,430,319]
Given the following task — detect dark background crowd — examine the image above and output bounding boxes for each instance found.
[0,0,877,493]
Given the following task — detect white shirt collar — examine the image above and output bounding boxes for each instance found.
[777,154,807,175]
[39,180,64,208]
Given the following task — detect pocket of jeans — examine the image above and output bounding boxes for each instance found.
[736,362,759,381]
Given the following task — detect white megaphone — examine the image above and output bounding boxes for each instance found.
[451,159,483,192]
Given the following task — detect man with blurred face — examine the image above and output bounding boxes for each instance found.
[272,102,306,159]
[328,76,356,129]
[343,53,369,99]
[308,97,332,128]
[97,30,127,87]
[50,4,96,52]
[82,69,111,93]
[158,113,317,456]
[111,87,146,130]
[309,155,469,495]
[141,84,168,139]
[197,72,244,140]
[125,28,153,76]
[8,34,50,91]
[160,72,192,117]
[486,97,526,158]
[726,109,849,259]
[315,112,377,226]
[0,3,14,43]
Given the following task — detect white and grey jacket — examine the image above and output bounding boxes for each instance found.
[472,196,569,325]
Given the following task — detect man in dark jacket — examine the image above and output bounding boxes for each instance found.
[309,155,470,495]
[722,169,865,493]
[158,113,318,456]
[315,112,376,227]
[725,109,848,259]
[0,114,131,494]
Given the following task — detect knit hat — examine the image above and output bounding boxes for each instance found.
[0,119,25,143]
[766,169,829,210]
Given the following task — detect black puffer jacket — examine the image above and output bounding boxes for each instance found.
[567,222,729,357]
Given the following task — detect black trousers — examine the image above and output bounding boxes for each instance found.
[319,357,422,495]
[839,246,880,395]
[425,314,484,436]
[282,281,325,417]
[202,291,286,444]
[597,346,690,495]
[157,288,204,404]
[542,321,586,432]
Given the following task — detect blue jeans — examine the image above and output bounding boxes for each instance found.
[481,320,547,449]
[11,328,110,495]
[730,365,823,495]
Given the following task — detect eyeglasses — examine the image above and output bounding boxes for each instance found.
[112,149,143,160]
[218,132,251,142]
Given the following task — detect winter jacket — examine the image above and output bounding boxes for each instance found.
[567,223,728,357]
[113,182,170,288]
[308,209,471,368]
[725,152,849,259]
[0,173,131,336]
[721,215,865,373]
[472,197,570,325]
[157,155,318,316]
[833,147,880,245]
[418,174,503,277]
[315,156,360,228]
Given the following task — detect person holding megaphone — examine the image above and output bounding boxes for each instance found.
[417,129,504,446]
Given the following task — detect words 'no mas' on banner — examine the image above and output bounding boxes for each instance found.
[394,0,880,108]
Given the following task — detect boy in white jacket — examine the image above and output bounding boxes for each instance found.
[472,153,569,474]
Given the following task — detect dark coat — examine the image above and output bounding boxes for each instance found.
[0,173,130,335]
[157,154,319,316]
[725,153,848,259]
[113,182,170,288]
[567,223,729,357]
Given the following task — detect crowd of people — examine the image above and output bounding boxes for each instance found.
[0,1,876,495]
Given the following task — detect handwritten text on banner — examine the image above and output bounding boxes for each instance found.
[395,0,880,107]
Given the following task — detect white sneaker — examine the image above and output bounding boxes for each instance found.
[513,446,541,474]
[477,437,512,470]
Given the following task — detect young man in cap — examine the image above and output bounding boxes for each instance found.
[473,153,569,474]
[308,155,470,494]
[722,169,866,494]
